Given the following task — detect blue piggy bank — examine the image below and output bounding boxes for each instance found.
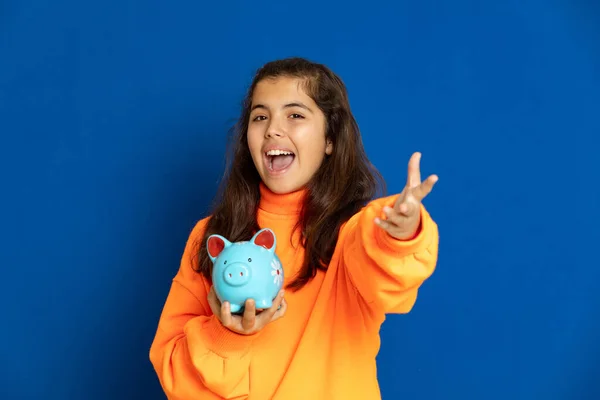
[207,228,284,314]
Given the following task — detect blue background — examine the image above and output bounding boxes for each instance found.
[1,0,598,399]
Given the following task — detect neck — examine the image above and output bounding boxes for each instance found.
[258,182,306,215]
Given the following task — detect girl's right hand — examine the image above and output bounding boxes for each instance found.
[207,286,287,335]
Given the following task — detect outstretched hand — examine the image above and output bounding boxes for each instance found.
[375,152,438,240]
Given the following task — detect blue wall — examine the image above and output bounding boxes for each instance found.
[1,0,598,399]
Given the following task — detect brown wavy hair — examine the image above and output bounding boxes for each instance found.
[195,57,385,291]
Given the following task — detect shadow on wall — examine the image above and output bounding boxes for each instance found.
[78,113,234,399]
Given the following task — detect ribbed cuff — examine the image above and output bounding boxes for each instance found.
[202,315,258,358]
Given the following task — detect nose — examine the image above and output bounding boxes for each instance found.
[265,119,285,139]
[222,263,251,287]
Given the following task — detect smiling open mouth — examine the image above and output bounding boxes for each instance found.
[265,149,295,172]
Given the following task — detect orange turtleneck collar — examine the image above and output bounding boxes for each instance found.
[258,182,306,215]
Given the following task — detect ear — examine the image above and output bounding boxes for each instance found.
[251,228,276,252]
[206,235,231,262]
[325,138,333,155]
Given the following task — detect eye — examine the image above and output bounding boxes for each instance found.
[289,113,304,119]
[248,258,252,262]
[252,115,267,122]
[223,260,227,264]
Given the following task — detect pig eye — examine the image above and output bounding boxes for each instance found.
[248,258,252,262]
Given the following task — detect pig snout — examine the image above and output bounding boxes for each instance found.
[223,263,251,287]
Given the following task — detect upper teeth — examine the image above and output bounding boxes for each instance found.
[266,150,293,156]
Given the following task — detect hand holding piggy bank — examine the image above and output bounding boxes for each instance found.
[207,228,285,314]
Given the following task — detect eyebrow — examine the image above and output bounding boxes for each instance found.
[251,102,313,113]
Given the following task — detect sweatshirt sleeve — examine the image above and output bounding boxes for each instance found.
[149,218,257,400]
[340,195,439,315]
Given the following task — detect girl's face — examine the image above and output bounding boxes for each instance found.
[247,76,333,194]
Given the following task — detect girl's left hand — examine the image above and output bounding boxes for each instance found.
[375,152,438,240]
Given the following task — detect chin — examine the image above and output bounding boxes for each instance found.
[263,178,304,195]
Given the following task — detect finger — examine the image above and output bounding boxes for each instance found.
[271,298,287,321]
[220,301,233,327]
[387,201,415,219]
[259,290,285,323]
[374,216,400,235]
[412,174,438,201]
[398,202,417,216]
[407,152,422,188]
[207,287,221,318]
[241,299,256,330]
[383,205,416,226]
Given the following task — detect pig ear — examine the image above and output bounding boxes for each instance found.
[206,235,231,262]
[251,228,276,252]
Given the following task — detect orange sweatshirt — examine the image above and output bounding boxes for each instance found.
[149,182,439,400]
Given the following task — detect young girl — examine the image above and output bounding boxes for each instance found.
[149,57,439,400]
